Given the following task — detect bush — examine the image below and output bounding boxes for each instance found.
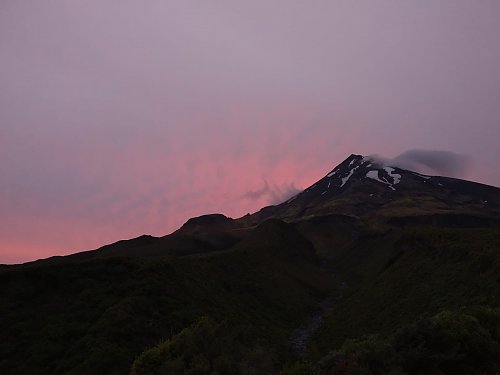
[130,316,276,375]
[317,307,500,375]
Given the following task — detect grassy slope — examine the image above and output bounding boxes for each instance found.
[308,226,500,359]
[0,220,334,375]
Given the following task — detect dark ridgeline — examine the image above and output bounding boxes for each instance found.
[1,154,499,374]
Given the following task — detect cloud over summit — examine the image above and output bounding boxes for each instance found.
[372,149,471,178]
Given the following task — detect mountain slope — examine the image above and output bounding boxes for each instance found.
[0,221,333,374]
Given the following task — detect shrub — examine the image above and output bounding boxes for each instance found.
[318,307,500,375]
[130,316,276,375]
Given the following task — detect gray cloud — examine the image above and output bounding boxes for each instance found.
[243,180,302,205]
[373,149,471,177]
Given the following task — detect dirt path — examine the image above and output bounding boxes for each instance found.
[288,295,337,357]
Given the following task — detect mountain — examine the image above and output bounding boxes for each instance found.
[1,154,499,374]
[242,153,500,223]
[21,154,499,266]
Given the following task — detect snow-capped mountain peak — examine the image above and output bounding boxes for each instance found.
[319,154,408,193]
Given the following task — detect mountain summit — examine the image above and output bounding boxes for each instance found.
[242,153,500,226]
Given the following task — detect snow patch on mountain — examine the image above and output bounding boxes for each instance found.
[366,170,383,183]
[384,167,401,184]
[341,166,359,187]
[366,170,396,190]
[413,172,431,180]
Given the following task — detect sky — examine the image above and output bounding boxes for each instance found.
[1,1,500,264]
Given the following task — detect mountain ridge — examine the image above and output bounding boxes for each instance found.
[5,154,500,267]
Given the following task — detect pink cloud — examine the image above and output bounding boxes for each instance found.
[1,1,500,263]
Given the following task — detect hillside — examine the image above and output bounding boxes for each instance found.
[0,220,334,374]
[1,154,499,374]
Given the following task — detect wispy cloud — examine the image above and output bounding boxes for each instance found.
[243,180,302,205]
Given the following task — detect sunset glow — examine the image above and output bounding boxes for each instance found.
[2,1,500,263]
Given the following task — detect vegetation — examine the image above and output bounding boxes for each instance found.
[313,306,500,374]
[130,317,275,375]
[308,227,500,358]
[0,221,333,374]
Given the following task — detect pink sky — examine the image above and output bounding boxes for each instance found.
[1,1,500,263]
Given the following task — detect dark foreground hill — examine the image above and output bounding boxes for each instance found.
[1,154,499,374]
